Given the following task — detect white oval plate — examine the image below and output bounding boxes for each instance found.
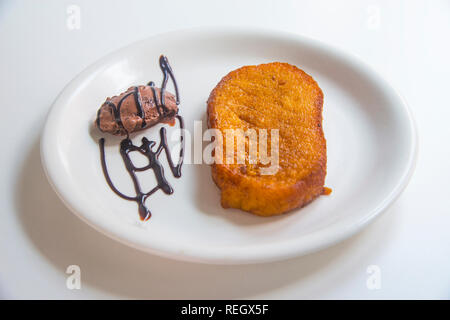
[41,28,417,264]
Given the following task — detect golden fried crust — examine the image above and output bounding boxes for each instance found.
[207,62,327,216]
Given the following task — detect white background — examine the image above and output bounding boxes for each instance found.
[0,0,449,299]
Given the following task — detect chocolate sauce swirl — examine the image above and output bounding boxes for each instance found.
[98,55,184,221]
[148,55,180,117]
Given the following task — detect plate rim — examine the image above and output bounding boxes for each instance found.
[40,26,418,264]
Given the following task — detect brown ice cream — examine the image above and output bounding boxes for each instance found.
[95,85,178,136]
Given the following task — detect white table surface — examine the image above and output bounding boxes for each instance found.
[1,0,449,299]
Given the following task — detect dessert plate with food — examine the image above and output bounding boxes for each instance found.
[41,28,417,264]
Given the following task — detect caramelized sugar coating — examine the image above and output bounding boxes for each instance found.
[207,62,327,216]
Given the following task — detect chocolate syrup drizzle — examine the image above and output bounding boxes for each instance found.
[98,55,184,221]
[96,85,147,130]
[149,55,180,117]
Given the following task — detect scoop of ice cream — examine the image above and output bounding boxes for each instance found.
[95,85,178,136]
